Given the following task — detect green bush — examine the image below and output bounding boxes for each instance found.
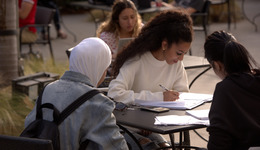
[0,57,68,136]
[0,87,33,136]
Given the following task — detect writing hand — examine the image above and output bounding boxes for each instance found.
[163,90,179,101]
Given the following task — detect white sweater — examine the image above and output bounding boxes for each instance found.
[108,51,189,104]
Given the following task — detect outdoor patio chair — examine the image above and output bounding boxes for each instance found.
[210,0,234,30]
[191,0,212,37]
[188,0,211,55]
[65,47,74,58]
[20,6,56,61]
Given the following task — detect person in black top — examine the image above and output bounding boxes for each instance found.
[204,30,260,150]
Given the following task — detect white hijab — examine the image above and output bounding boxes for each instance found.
[69,37,112,87]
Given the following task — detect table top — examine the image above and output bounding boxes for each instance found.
[114,102,210,134]
[183,55,210,69]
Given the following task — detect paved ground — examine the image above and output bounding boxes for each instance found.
[21,0,260,148]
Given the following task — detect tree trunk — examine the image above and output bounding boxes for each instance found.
[0,0,18,87]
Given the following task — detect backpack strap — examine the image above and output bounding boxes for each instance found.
[56,89,100,125]
[57,89,100,149]
[36,85,46,119]
[36,86,100,125]
[36,85,60,122]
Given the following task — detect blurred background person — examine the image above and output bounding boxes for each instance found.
[19,0,38,43]
[38,0,68,39]
[96,0,143,60]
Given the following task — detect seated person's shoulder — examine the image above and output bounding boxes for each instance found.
[90,92,115,107]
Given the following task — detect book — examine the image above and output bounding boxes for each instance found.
[140,107,170,113]
[135,92,213,110]
[136,99,205,110]
[186,109,209,120]
[154,115,210,126]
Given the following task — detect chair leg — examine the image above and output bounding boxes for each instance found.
[48,40,54,61]
[202,15,208,38]
[169,133,175,149]
[29,44,33,54]
[47,27,55,64]
[203,24,207,38]
[227,0,231,30]
[183,131,191,150]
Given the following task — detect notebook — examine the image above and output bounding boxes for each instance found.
[116,38,134,55]
[186,109,210,120]
[135,92,213,110]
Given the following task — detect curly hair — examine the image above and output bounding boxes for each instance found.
[112,10,193,76]
[96,0,142,38]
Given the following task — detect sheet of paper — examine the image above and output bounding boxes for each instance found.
[154,115,210,126]
[135,99,205,110]
[135,92,213,110]
[179,92,213,102]
[186,109,209,120]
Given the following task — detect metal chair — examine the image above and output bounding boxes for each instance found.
[189,0,211,55]
[65,47,74,58]
[20,6,56,61]
[0,134,53,150]
[191,0,212,37]
[210,0,234,30]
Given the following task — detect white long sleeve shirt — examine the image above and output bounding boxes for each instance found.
[108,51,189,104]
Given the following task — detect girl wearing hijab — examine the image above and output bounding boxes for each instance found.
[24,37,129,150]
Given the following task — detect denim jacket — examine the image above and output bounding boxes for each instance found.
[24,71,128,150]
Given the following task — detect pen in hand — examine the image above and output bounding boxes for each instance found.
[159,84,169,91]
[159,84,179,101]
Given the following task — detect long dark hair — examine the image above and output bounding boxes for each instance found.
[96,0,142,37]
[204,30,260,75]
[112,10,193,76]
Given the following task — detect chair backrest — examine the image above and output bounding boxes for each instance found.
[66,47,74,58]
[201,0,211,13]
[210,0,229,5]
[35,6,55,24]
[0,134,54,150]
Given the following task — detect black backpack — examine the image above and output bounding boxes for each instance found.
[20,87,100,150]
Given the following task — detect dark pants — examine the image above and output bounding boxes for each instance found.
[38,0,61,31]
